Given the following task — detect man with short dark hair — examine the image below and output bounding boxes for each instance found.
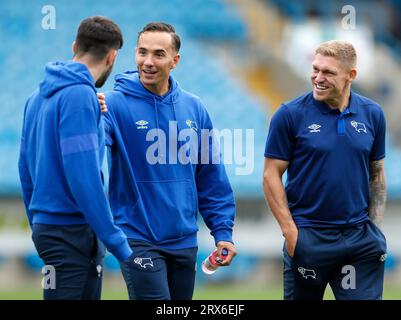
[263,40,387,300]
[102,22,237,300]
[18,16,133,300]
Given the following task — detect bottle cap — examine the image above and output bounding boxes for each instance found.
[215,248,229,263]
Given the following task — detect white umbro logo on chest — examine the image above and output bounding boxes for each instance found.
[135,120,149,129]
[308,124,321,133]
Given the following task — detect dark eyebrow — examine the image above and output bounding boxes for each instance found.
[138,47,166,54]
[154,49,166,54]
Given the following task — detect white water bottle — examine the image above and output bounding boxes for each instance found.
[201,248,228,275]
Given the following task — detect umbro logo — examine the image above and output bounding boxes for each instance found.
[136,120,148,129]
[308,124,321,133]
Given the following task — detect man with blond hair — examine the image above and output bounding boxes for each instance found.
[263,40,387,300]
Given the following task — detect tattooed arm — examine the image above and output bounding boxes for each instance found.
[368,159,387,229]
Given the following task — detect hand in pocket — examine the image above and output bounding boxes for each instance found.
[285,228,299,258]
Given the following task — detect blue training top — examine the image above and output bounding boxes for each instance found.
[18,61,132,262]
[103,71,236,249]
[264,91,386,227]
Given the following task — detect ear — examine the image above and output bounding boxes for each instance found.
[72,41,77,55]
[171,53,180,70]
[106,49,118,66]
[349,68,357,82]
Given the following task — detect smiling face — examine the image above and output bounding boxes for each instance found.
[311,53,357,108]
[136,31,180,96]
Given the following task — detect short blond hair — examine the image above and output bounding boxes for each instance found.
[315,40,357,70]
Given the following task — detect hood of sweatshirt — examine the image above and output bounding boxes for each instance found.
[113,70,181,132]
[39,61,96,98]
[114,70,179,104]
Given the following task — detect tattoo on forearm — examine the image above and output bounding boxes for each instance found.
[368,160,386,228]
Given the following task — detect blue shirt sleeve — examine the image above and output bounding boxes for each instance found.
[59,87,132,262]
[196,104,236,245]
[103,92,119,147]
[264,104,295,161]
[18,101,34,227]
[370,107,386,161]
[102,110,114,147]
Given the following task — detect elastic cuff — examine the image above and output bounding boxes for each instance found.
[213,229,233,246]
[110,240,133,262]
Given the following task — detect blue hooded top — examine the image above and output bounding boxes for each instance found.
[18,61,132,262]
[104,71,236,249]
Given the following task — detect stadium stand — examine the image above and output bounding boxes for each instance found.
[0,0,266,199]
[268,0,401,59]
[265,0,401,200]
[0,0,400,287]
[0,0,266,278]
